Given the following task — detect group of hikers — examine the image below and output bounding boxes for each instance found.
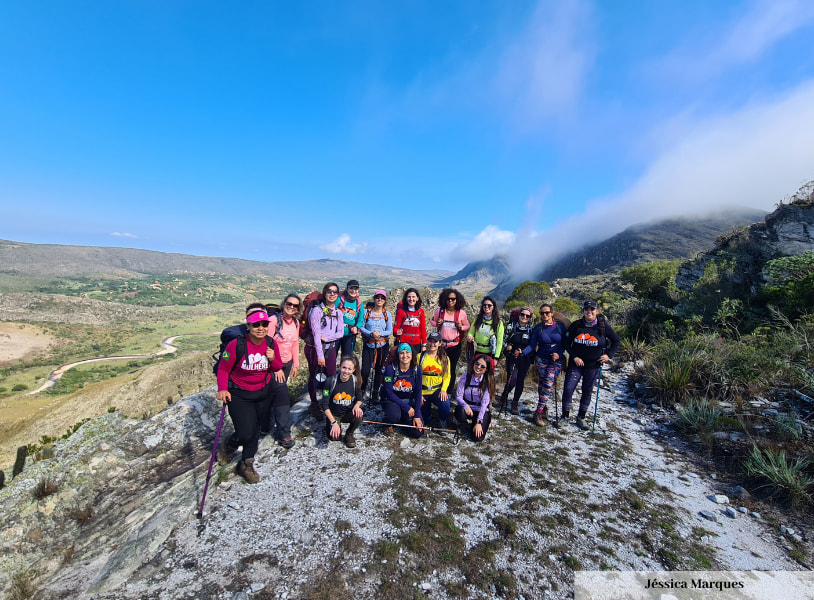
[214,281,620,483]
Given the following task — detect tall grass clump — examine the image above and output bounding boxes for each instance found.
[643,339,700,404]
[773,411,802,441]
[673,399,721,434]
[618,335,650,363]
[742,445,813,508]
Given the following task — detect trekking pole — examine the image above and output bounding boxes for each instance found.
[197,403,226,519]
[362,420,460,445]
[591,365,602,434]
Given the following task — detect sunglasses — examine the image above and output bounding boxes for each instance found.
[374,295,386,300]
[520,313,531,318]
[540,310,552,315]
[473,362,487,370]
[285,301,300,309]
[447,297,457,301]
[325,289,339,295]
[583,307,597,311]
[249,321,269,328]
[482,303,494,308]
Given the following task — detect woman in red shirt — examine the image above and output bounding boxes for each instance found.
[394,288,427,355]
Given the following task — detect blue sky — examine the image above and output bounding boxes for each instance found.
[1,1,813,277]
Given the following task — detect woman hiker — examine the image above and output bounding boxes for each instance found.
[359,289,393,402]
[467,296,504,360]
[499,306,534,415]
[304,283,345,420]
[522,304,567,427]
[394,288,427,356]
[418,332,451,430]
[381,343,424,437]
[336,279,365,359]
[430,288,470,395]
[561,300,620,430]
[454,354,496,442]
[322,355,364,448]
[216,309,284,483]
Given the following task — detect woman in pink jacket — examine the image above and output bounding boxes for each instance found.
[430,288,470,394]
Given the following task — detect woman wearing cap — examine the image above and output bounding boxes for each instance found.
[430,288,470,395]
[304,283,345,418]
[394,288,427,355]
[455,354,495,442]
[499,306,535,416]
[522,304,567,427]
[359,289,392,401]
[561,300,620,430]
[467,296,504,359]
[216,310,284,483]
[418,332,451,430]
[260,293,301,448]
[381,343,424,437]
[337,279,365,359]
[322,355,364,449]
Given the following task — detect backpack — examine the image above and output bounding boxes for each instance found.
[364,306,390,329]
[323,373,358,403]
[211,332,273,376]
[299,291,325,343]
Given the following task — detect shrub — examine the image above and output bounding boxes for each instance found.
[551,297,580,317]
[12,383,28,392]
[742,445,813,507]
[620,260,680,304]
[618,336,650,362]
[773,411,802,441]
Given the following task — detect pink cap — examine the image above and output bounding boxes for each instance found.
[246,311,269,323]
[374,289,387,298]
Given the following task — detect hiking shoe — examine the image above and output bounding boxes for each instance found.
[384,425,394,435]
[310,403,324,421]
[344,431,356,448]
[236,458,260,484]
[217,438,239,465]
[541,404,549,420]
[510,401,519,416]
[576,416,589,430]
[533,411,546,427]
[280,437,295,449]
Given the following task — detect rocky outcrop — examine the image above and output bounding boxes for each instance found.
[0,391,220,597]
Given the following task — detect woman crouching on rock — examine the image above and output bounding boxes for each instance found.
[322,355,364,448]
[419,332,451,430]
[382,343,424,437]
[216,309,283,483]
[454,354,495,442]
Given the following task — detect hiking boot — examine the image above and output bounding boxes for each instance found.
[533,411,546,427]
[310,403,324,421]
[384,425,394,435]
[280,437,295,449]
[541,404,549,421]
[217,438,239,466]
[510,401,519,416]
[436,420,448,436]
[576,416,589,430]
[344,431,356,448]
[236,458,260,484]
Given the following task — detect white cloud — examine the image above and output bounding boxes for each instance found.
[110,232,137,239]
[320,233,368,255]
[453,225,516,263]
[652,0,814,82]
[508,79,814,281]
[493,0,595,126]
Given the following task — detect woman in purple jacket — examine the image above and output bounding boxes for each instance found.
[454,354,495,442]
[304,283,345,419]
[522,304,567,427]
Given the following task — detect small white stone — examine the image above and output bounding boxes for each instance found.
[421,582,432,591]
[738,507,748,514]
[712,494,730,504]
[687,472,699,478]
[752,512,761,519]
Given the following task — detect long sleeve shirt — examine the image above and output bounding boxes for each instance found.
[395,306,427,346]
[472,317,504,358]
[563,318,621,367]
[335,295,365,336]
[523,321,566,360]
[455,374,491,422]
[309,302,344,360]
[217,335,283,392]
[383,363,422,413]
[360,309,393,348]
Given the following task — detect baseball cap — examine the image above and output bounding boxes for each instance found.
[583,300,598,310]
[347,279,360,289]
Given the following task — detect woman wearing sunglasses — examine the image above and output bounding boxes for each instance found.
[430,288,470,395]
[394,288,427,355]
[522,304,567,427]
[382,343,425,437]
[259,293,302,449]
[455,354,496,442]
[304,283,345,418]
[499,306,534,416]
[359,289,393,401]
[216,310,284,483]
[467,296,504,359]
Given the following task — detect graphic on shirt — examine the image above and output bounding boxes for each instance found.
[344,308,357,318]
[222,351,230,361]
[575,333,599,347]
[241,352,269,371]
[332,391,354,406]
[403,315,420,327]
[393,378,414,392]
[384,376,393,383]
[422,364,442,375]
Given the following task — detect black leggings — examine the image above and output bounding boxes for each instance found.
[226,381,273,460]
[445,343,463,394]
[501,353,532,403]
[259,361,293,438]
[361,343,389,393]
